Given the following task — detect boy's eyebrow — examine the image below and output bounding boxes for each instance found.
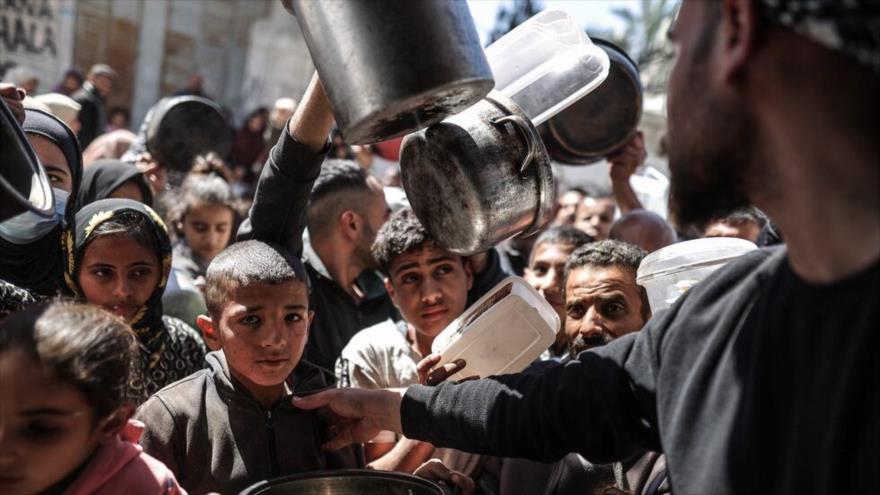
[21,407,78,416]
[393,255,459,276]
[284,304,308,310]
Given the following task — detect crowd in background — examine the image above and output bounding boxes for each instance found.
[0,1,877,492]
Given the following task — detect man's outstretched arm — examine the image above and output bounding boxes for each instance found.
[237,73,334,253]
[295,321,664,464]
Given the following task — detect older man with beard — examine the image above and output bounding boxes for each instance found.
[294,2,880,493]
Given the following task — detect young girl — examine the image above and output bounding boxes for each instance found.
[0,301,184,494]
[64,198,206,400]
[169,160,238,288]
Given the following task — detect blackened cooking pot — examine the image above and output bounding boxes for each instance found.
[290,0,494,145]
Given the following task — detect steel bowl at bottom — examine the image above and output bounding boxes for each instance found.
[239,469,445,495]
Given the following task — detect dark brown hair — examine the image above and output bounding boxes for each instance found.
[0,301,139,422]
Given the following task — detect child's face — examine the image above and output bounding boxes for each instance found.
[78,235,161,321]
[208,280,312,397]
[181,204,234,264]
[386,245,473,340]
[0,349,103,494]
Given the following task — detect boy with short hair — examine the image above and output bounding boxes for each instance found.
[137,240,359,494]
[336,209,487,489]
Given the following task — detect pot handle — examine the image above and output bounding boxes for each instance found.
[492,114,541,176]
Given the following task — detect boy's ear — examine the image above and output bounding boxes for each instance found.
[384,277,399,308]
[462,258,474,291]
[196,314,221,351]
[98,403,135,440]
[307,310,315,329]
[339,210,360,241]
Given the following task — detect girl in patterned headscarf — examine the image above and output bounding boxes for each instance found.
[64,198,206,401]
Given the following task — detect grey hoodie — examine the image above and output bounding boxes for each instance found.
[137,351,361,494]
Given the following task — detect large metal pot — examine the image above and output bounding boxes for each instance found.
[291,0,494,145]
[539,38,642,165]
[400,91,555,256]
[239,469,445,495]
[0,98,54,222]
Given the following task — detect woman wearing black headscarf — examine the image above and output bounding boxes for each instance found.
[0,108,82,303]
[64,198,206,400]
[77,159,154,207]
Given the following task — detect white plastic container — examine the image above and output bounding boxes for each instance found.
[431,276,559,381]
[484,10,610,126]
[637,237,758,313]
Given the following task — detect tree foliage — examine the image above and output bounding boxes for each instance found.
[487,0,544,45]
[604,0,679,94]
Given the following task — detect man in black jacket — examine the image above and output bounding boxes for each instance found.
[72,64,116,148]
[293,2,880,493]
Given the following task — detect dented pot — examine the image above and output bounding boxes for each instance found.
[400,91,555,256]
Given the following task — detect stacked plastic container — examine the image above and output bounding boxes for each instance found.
[484,10,610,127]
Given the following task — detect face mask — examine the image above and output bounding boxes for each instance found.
[0,188,68,245]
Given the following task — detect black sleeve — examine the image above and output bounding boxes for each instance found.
[76,100,98,147]
[467,248,510,305]
[236,120,329,255]
[400,311,667,464]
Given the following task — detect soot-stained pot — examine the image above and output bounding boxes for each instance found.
[0,98,54,221]
[539,37,642,165]
[239,469,446,495]
[400,91,555,256]
[145,95,231,174]
[291,0,494,145]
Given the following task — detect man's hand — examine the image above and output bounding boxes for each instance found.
[608,131,646,183]
[293,388,406,451]
[608,130,645,214]
[288,72,335,153]
[414,459,476,495]
[0,84,27,124]
[416,354,469,386]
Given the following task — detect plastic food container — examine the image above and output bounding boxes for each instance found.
[484,10,610,127]
[637,237,758,313]
[431,277,559,381]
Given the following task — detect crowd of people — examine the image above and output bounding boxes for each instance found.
[1,0,877,494]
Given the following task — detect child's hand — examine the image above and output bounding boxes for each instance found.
[414,459,475,495]
[416,354,469,386]
[293,388,405,451]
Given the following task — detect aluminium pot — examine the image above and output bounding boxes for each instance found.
[0,98,54,222]
[239,469,446,495]
[291,0,494,145]
[400,91,555,256]
[539,37,642,165]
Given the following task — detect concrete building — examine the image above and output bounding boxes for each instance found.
[1,0,314,129]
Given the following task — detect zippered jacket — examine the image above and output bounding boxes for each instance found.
[136,351,360,494]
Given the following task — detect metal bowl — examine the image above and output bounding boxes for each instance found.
[239,469,445,495]
[0,98,54,221]
[539,38,642,165]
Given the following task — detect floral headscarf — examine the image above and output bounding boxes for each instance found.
[64,198,173,369]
